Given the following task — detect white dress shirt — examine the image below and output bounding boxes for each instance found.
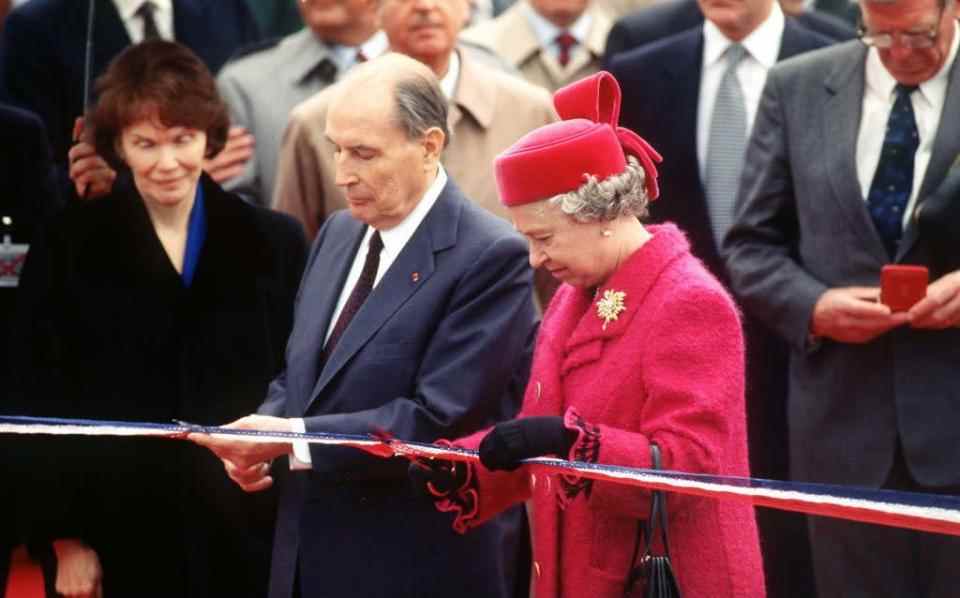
[111,0,174,43]
[439,51,461,99]
[856,21,959,230]
[327,31,389,75]
[521,1,594,66]
[697,3,785,181]
[291,166,450,466]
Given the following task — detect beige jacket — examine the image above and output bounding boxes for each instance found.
[461,2,613,93]
[272,49,557,239]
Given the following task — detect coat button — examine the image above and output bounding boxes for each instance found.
[534,561,541,578]
[534,381,542,403]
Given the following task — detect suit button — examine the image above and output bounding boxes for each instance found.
[534,561,541,578]
[534,381,542,403]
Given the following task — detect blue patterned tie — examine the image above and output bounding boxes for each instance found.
[867,84,919,259]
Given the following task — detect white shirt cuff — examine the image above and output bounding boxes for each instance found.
[289,418,312,470]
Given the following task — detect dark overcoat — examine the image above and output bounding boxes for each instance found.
[11,173,306,597]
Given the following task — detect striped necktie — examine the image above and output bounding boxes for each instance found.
[555,32,576,68]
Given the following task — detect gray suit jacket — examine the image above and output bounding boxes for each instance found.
[723,40,960,489]
[217,28,339,207]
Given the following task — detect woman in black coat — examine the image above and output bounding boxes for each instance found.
[11,40,307,598]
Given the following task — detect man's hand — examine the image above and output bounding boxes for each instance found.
[223,458,275,493]
[69,118,116,199]
[203,125,254,184]
[53,539,103,598]
[811,287,909,343]
[189,414,293,470]
[909,270,960,329]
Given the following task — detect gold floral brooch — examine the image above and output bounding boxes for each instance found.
[596,289,626,330]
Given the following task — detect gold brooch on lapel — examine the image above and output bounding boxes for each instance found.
[596,289,626,330]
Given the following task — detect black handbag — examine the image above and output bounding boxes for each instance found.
[624,444,682,598]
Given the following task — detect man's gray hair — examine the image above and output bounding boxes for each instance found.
[548,156,651,222]
[393,72,451,148]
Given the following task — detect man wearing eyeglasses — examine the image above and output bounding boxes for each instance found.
[724,0,960,596]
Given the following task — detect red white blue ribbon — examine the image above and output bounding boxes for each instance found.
[3,414,960,537]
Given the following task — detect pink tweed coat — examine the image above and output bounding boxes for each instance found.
[443,224,766,597]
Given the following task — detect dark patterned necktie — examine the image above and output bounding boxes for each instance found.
[555,32,576,68]
[136,1,161,41]
[321,231,384,363]
[313,58,338,85]
[867,84,919,259]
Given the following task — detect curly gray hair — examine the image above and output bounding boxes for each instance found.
[548,156,651,222]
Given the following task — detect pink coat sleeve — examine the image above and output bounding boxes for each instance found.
[440,428,533,533]
[572,284,745,520]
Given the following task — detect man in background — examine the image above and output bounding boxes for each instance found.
[0,0,260,166]
[724,0,960,595]
[218,0,386,206]
[603,0,852,64]
[461,0,613,92]
[273,0,556,240]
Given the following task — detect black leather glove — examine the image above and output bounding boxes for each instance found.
[408,458,469,499]
[479,416,578,472]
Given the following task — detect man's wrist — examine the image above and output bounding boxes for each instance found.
[289,418,312,469]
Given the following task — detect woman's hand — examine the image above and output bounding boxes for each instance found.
[53,539,103,598]
[478,416,577,471]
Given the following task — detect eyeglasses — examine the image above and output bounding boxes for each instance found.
[857,7,944,49]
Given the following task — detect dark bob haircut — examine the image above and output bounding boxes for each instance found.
[89,40,229,168]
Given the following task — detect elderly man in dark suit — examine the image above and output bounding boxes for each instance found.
[192,53,537,598]
[724,0,960,595]
[603,0,852,64]
[0,0,260,167]
[607,1,832,595]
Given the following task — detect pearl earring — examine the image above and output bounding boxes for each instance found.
[601,230,612,238]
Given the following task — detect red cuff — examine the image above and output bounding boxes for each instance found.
[558,407,601,508]
[429,439,481,534]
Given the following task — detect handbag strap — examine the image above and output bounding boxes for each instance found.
[646,444,672,558]
[624,442,671,595]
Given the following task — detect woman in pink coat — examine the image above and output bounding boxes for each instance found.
[409,72,766,597]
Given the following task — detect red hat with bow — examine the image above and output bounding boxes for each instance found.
[494,71,662,207]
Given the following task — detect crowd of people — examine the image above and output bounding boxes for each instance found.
[1,0,958,597]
